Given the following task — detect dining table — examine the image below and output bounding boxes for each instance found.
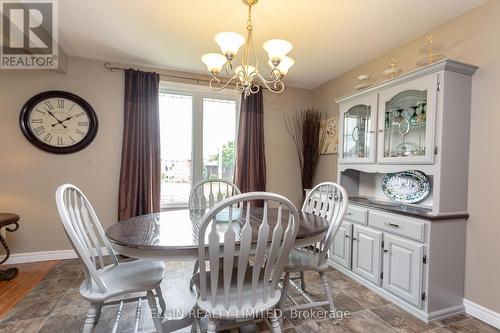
[105,207,330,332]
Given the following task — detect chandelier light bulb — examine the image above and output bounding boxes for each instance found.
[201,53,227,75]
[214,32,245,59]
[263,39,293,64]
[268,56,295,76]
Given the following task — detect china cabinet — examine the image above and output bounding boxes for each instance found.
[338,94,377,164]
[330,221,352,269]
[330,59,477,323]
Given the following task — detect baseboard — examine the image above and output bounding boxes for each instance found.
[5,247,109,265]
[463,299,500,329]
[5,249,78,264]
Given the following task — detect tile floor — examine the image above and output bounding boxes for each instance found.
[0,259,498,333]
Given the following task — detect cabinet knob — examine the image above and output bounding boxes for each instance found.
[385,222,400,228]
[345,235,350,239]
[378,130,384,133]
[383,249,389,253]
[352,237,357,241]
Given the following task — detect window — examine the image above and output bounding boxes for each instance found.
[159,84,239,209]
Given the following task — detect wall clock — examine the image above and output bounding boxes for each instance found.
[20,91,98,154]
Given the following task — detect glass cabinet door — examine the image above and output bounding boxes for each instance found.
[339,94,377,164]
[377,74,437,164]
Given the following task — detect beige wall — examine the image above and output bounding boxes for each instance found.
[0,57,310,254]
[0,57,125,254]
[311,0,500,313]
[264,88,313,206]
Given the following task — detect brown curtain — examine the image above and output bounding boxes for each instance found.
[234,89,266,200]
[118,69,161,221]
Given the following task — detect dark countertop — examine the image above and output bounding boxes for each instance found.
[348,196,469,221]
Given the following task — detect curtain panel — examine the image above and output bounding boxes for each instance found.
[234,89,267,202]
[118,69,161,221]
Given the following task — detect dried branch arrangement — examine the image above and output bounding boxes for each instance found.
[284,108,326,193]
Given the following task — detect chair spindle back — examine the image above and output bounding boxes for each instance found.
[55,184,119,293]
[197,192,299,310]
[189,179,241,210]
[302,182,348,264]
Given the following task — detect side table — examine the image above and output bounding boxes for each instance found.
[0,213,20,281]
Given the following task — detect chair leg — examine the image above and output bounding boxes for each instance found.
[190,260,199,291]
[299,271,306,291]
[319,271,337,322]
[94,302,103,325]
[269,313,282,333]
[82,302,99,333]
[155,286,167,315]
[147,290,164,333]
[207,318,217,333]
[278,272,291,325]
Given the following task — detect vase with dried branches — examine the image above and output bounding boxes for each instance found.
[284,108,325,197]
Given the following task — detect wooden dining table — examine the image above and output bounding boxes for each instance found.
[105,208,329,332]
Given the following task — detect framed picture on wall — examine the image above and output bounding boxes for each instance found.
[320,117,338,155]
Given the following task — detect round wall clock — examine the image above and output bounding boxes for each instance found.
[19,91,98,154]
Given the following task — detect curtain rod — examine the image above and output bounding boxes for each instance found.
[104,62,223,85]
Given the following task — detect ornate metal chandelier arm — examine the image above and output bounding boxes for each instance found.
[208,75,237,91]
[255,70,282,86]
[223,62,239,81]
[254,71,285,94]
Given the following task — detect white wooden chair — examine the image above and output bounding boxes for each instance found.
[188,179,241,290]
[188,179,241,210]
[55,184,166,333]
[194,192,300,333]
[280,182,348,320]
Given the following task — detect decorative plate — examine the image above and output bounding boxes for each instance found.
[381,170,431,204]
[215,208,241,222]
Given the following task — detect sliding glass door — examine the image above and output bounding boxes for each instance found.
[159,86,239,209]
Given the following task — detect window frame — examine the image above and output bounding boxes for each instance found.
[159,82,240,210]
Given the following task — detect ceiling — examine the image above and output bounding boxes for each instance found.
[58,0,486,89]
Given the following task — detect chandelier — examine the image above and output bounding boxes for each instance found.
[201,0,295,98]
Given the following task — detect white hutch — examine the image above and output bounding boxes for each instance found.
[329,59,477,322]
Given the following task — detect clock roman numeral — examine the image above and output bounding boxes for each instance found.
[44,101,54,110]
[57,99,65,108]
[69,103,75,111]
[43,133,53,143]
[69,136,76,143]
[78,121,88,127]
[57,136,63,146]
[33,126,45,135]
[75,129,85,136]
[31,119,43,124]
[34,109,45,115]
[74,112,85,118]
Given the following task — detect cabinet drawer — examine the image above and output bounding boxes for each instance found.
[345,205,368,225]
[368,211,426,242]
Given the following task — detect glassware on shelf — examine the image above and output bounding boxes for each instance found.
[383,89,428,158]
[343,105,372,159]
[410,105,418,124]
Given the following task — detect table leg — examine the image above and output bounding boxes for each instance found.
[0,232,18,281]
[157,260,198,332]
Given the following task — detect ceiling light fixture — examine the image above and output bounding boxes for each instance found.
[201,0,294,98]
